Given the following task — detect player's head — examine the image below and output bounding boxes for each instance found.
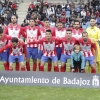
[0,28,3,39]
[45,29,52,39]
[73,45,81,54]
[11,15,17,24]
[66,28,72,39]
[44,18,49,27]
[29,18,35,27]
[57,22,63,30]
[74,20,80,29]
[90,18,96,27]
[82,31,88,42]
[12,37,18,46]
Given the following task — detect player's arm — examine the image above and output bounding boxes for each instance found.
[0,42,11,52]
[20,27,27,38]
[92,42,98,61]
[80,52,85,70]
[3,26,8,35]
[37,20,44,27]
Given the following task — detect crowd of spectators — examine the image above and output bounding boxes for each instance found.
[21,0,100,30]
[0,0,18,28]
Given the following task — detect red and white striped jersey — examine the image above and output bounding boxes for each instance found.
[29,37,59,57]
[61,37,78,55]
[72,28,83,39]
[39,27,54,50]
[0,35,12,52]
[78,38,97,57]
[23,26,40,47]
[52,28,66,47]
[0,40,26,56]
[4,24,24,38]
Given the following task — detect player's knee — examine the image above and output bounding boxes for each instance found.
[53,62,58,66]
[26,59,29,63]
[33,59,37,63]
[20,62,24,67]
[61,62,65,67]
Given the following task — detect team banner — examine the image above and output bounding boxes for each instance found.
[0,71,100,88]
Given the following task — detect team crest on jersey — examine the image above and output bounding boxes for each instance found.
[8,28,20,37]
[43,42,55,51]
[80,43,91,51]
[63,42,74,50]
[12,47,22,55]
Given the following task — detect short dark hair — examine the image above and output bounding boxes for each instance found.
[66,28,72,32]
[29,18,35,22]
[74,20,80,24]
[12,37,18,43]
[90,18,96,20]
[46,29,52,33]
[0,28,3,34]
[82,31,88,36]
[11,15,17,19]
[44,18,49,22]
[57,21,63,24]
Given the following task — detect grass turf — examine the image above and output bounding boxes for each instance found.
[0,61,100,100]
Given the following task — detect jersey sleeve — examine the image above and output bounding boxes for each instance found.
[5,35,12,40]
[22,43,27,57]
[38,20,44,27]
[3,26,8,35]
[0,41,11,52]
[91,42,97,50]
[20,27,27,38]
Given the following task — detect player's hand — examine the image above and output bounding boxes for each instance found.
[72,68,75,72]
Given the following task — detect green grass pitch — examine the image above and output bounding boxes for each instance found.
[0,61,100,100]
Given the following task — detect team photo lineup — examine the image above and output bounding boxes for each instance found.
[0,14,99,73]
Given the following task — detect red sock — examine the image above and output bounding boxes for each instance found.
[15,62,20,71]
[21,67,26,71]
[48,62,52,72]
[70,66,72,72]
[91,68,96,73]
[75,67,78,72]
[39,66,44,71]
[3,62,9,71]
[38,62,40,70]
[33,62,37,71]
[54,66,59,72]
[64,64,66,72]
[60,66,66,72]
[26,62,30,71]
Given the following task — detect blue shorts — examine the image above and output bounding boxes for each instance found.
[85,56,95,65]
[41,56,58,62]
[26,47,38,60]
[60,54,71,62]
[56,47,62,60]
[38,50,43,59]
[0,51,8,62]
[9,55,24,63]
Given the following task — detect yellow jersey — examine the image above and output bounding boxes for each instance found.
[86,26,100,62]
